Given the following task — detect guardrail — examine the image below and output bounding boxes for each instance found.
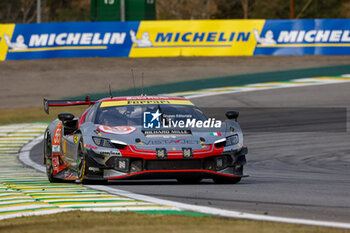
[1,19,349,60]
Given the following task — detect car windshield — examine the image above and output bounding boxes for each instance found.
[95,104,207,126]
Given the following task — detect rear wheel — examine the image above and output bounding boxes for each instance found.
[44,130,61,183]
[213,177,241,184]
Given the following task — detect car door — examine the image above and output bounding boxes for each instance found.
[61,130,78,168]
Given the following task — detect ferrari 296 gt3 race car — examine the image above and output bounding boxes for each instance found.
[43,96,247,184]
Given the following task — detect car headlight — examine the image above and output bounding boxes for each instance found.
[225,135,239,146]
[92,137,115,148]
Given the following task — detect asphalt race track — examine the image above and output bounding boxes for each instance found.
[29,82,350,223]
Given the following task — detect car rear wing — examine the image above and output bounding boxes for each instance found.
[43,96,97,114]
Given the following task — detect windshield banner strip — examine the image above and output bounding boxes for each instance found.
[100,100,194,107]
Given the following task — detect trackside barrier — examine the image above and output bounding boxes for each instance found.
[1,19,350,60]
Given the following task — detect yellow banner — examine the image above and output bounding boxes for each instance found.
[129,20,265,57]
[0,24,15,61]
[100,100,194,108]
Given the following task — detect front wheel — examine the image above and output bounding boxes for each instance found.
[77,136,88,183]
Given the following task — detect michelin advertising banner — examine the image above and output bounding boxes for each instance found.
[1,19,350,60]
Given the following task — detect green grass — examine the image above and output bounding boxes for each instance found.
[0,106,87,126]
[0,211,348,233]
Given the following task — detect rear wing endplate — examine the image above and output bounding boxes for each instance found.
[43,96,97,114]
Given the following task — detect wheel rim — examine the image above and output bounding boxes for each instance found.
[77,140,85,180]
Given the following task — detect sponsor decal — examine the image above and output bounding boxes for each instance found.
[84,144,98,150]
[182,148,193,159]
[4,34,27,50]
[130,20,264,57]
[163,118,221,128]
[52,156,59,174]
[99,150,121,156]
[2,21,139,60]
[131,30,252,47]
[3,32,126,53]
[143,110,161,129]
[119,160,126,169]
[125,96,175,100]
[52,122,62,146]
[52,145,60,152]
[253,20,350,55]
[74,136,79,144]
[100,99,193,107]
[27,32,126,48]
[143,110,221,129]
[140,139,200,145]
[130,30,152,47]
[98,125,137,135]
[156,148,167,159]
[143,129,191,135]
[254,29,276,45]
[255,29,350,46]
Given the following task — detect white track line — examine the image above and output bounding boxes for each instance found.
[88,185,350,229]
[166,76,350,99]
[19,135,45,173]
[19,136,350,229]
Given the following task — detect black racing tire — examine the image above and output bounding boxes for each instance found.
[213,177,241,184]
[77,135,89,184]
[44,130,62,183]
[176,178,202,184]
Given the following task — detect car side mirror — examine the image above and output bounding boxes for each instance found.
[58,113,75,122]
[58,113,77,135]
[225,111,239,121]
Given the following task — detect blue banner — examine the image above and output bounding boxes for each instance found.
[1,19,350,60]
[3,21,139,60]
[254,19,350,55]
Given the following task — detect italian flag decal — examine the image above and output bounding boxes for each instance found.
[210,132,222,136]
